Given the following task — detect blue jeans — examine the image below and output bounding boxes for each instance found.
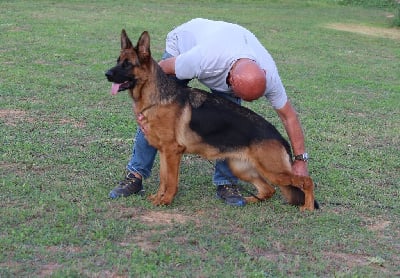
[127,53,241,186]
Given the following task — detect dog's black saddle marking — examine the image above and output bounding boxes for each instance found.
[186,89,291,155]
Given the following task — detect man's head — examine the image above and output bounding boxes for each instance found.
[228,59,266,101]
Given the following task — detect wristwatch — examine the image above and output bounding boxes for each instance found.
[294,153,309,162]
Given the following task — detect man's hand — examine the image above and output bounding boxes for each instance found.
[136,113,148,135]
[158,57,176,75]
[292,160,309,176]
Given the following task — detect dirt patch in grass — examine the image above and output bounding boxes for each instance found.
[112,205,197,226]
[323,251,370,268]
[323,251,393,275]
[0,109,86,128]
[365,219,391,232]
[134,210,197,251]
[112,207,199,251]
[361,216,398,242]
[0,109,32,126]
[38,263,63,277]
[1,162,23,176]
[139,211,194,225]
[326,23,400,40]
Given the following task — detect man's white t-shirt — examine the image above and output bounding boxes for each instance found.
[165,18,287,109]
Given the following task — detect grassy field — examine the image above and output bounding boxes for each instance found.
[1,0,399,277]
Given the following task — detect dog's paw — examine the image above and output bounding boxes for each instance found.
[300,204,315,212]
[148,194,158,202]
[149,196,173,206]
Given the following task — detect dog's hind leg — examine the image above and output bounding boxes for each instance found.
[250,141,315,211]
[228,159,276,203]
[149,149,183,206]
[272,174,315,211]
[253,167,315,211]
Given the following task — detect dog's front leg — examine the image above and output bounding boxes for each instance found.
[149,149,183,206]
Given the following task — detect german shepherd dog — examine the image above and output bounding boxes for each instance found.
[105,30,317,211]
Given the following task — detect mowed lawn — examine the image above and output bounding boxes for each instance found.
[0,0,399,277]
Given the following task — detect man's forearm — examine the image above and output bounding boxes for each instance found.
[276,101,306,156]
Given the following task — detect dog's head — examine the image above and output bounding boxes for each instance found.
[105,29,151,95]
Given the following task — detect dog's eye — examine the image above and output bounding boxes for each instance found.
[122,59,131,68]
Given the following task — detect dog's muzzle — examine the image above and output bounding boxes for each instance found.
[105,70,115,82]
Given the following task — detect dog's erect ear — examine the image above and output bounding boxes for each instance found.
[121,29,133,49]
[137,31,151,62]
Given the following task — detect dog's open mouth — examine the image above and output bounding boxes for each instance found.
[110,81,131,95]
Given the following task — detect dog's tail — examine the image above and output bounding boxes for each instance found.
[279,185,320,209]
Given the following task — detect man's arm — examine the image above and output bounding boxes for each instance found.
[275,100,309,176]
[158,57,176,75]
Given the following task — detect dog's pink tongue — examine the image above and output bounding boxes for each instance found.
[111,83,121,95]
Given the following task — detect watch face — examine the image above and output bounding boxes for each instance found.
[295,153,308,161]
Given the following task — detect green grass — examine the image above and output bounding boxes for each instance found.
[1,0,399,277]
[337,0,400,26]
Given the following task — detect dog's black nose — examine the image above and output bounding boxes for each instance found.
[105,70,113,81]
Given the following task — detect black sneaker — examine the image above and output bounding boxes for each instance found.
[109,172,143,199]
[216,184,246,207]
